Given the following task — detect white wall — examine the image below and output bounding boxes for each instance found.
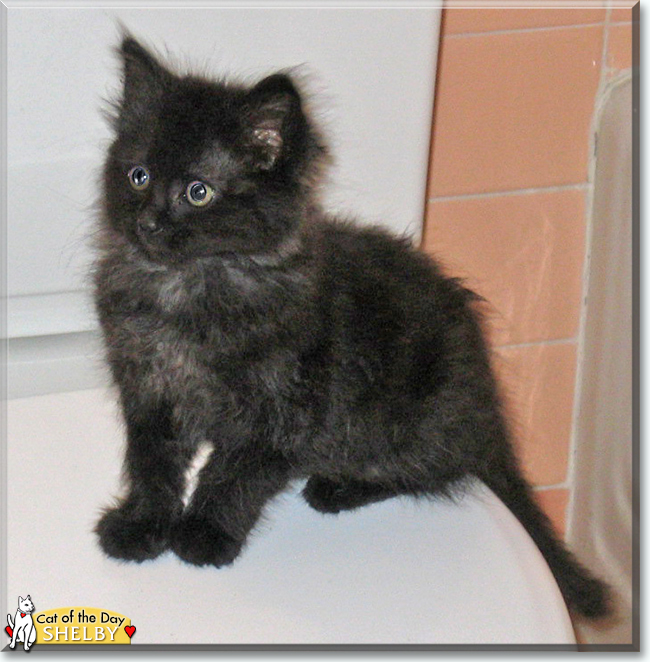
[7,5,440,334]
[5,3,441,396]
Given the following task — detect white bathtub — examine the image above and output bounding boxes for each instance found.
[6,387,575,646]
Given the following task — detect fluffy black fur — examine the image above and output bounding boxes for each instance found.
[94,36,610,620]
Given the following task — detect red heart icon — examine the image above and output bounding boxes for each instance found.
[124,625,136,639]
[5,625,13,638]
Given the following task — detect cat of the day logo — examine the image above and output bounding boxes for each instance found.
[5,598,135,648]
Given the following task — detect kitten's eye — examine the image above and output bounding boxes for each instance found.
[128,166,150,191]
[186,181,214,207]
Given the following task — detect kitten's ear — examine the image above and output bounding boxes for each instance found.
[244,74,304,171]
[116,36,170,130]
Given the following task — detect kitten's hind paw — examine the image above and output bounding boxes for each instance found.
[95,504,170,562]
[302,476,393,513]
[171,516,243,568]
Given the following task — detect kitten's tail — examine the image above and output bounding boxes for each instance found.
[7,614,14,629]
[476,451,612,621]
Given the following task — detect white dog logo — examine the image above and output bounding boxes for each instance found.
[6,595,37,651]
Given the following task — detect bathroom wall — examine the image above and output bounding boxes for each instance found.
[423,4,634,535]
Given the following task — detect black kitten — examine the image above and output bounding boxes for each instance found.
[94,36,610,620]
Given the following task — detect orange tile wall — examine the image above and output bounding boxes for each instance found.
[423,4,634,536]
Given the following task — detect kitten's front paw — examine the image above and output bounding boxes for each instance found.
[95,504,170,562]
[171,515,243,568]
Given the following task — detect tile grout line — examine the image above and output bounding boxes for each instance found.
[493,337,578,352]
[444,21,608,40]
[533,483,570,492]
[427,183,590,204]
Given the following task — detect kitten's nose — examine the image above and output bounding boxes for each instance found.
[137,212,161,235]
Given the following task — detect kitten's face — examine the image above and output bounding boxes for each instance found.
[103,37,322,266]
